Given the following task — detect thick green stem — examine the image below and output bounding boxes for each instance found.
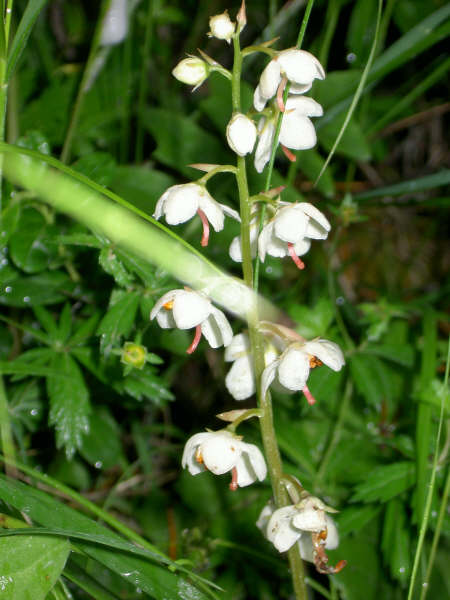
[232,31,307,600]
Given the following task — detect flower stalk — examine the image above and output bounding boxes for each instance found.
[231,28,307,600]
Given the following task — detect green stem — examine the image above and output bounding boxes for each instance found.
[0,375,16,477]
[232,30,307,600]
[60,0,112,164]
[135,0,154,164]
[314,378,352,488]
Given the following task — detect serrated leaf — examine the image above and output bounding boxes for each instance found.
[58,303,72,343]
[352,462,415,503]
[33,305,59,340]
[99,246,134,288]
[289,297,335,339]
[9,380,42,431]
[68,312,100,347]
[47,353,90,458]
[0,535,70,600]
[117,366,174,405]
[97,291,140,354]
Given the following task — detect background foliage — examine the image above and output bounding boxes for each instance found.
[0,1,449,599]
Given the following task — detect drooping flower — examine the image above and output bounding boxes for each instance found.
[150,289,233,354]
[182,429,267,490]
[100,0,128,46]
[208,11,235,43]
[225,333,279,401]
[172,57,209,89]
[261,338,345,405]
[258,201,330,270]
[254,49,325,112]
[229,208,261,262]
[153,183,240,247]
[226,113,257,157]
[257,497,346,573]
[254,96,323,173]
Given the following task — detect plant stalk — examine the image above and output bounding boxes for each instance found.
[232,30,307,600]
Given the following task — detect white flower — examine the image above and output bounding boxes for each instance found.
[254,97,323,173]
[153,183,240,246]
[261,338,345,404]
[226,113,257,157]
[182,430,267,490]
[225,334,279,401]
[254,49,325,112]
[258,202,330,269]
[229,209,261,262]
[150,289,233,353]
[258,497,338,552]
[208,11,235,43]
[172,57,208,89]
[100,0,128,46]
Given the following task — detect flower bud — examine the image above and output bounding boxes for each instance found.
[208,11,235,43]
[172,57,209,88]
[100,0,128,46]
[121,342,147,369]
[226,113,257,157]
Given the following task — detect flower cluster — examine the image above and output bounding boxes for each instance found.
[149,5,347,577]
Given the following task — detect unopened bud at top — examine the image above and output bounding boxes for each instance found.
[172,57,209,88]
[236,0,247,33]
[208,11,235,43]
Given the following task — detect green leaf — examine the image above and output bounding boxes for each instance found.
[141,107,228,177]
[68,312,100,347]
[9,380,42,431]
[97,291,140,354]
[0,201,20,245]
[72,152,116,187]
[47,353,91,458]
[338,504,381,537]
[57,303,72,343]
[351,461,415,503]
[79,407,124,470]
[110,166,175,214]
[420,379,450,414]
[9,207,57,273]
[318,116,371,161]
[33,305,59,341]
[346,0,377,66]
[349,353,392,406]
[355,170,450,200]
[117,366,174,405]
[289,297,335,339]
[382,498,411,584]
[0,476,211,600]
[0,271,75,307]
[0,535,69,600]
[99,246,134,288]
[296,149,335,198]
[362,344,415,367]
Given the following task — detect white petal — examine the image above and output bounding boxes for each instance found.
[155,309,176,329]
[293,237,311,256]
[285,95,324,117]
[259,59,281,101]
[201,307,233,348]
[280,114,317,150]
[181,432,212,475]
[289,82,313,95]
[254,118,275,173]
[224,333,250,361]
[298,202,331,235]
[242,442,267,481]
[161,183,202,225]
[256,503,274,534]
[198,192,225,232]
[261,358,280,399]
[267,506,302,553]
[292,506,327,533]
[298,536,314,562]
[325,516,339,550]
[273,205,308,243]
[172,290,211,329]
[277,347,310,391]
[226,113,257,156]
[225,356,255,401]
[302,339,345,371]
[229,235,243,262]
[153,187,171,220]
[278,49,325,85]
[150,290,178,321]
[201,431,240,474]
[253,85,267,112]
[220,203,241,222]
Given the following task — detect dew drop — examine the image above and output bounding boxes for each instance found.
[347,53,357,63]
[30,409,38,416]
[0,231,6,238]
[265,266,273,274]
[422,582,428,588]
[431,510,437,518]
[4,286,12,293]
[336,296,345,305]
[23,296,31,303]
[399,567,405,573]
[94,461,103,469]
